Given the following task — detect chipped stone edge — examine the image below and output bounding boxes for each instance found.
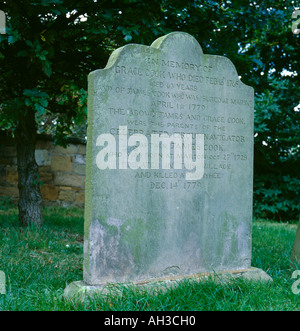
[0,270,5,295]
[63,267,272,301]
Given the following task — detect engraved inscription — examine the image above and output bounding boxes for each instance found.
[94,45,252,191]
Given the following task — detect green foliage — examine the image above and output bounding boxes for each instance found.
[0,1,94,145]
[0,1,299,220]
[254,175,300,221]
[23,89,49,114]
[0,196,13,210]
[254,76,299,221]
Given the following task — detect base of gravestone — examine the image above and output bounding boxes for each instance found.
[63,267,272,301]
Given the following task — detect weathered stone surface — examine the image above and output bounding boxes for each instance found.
[39,166,54,184]
[75,191,85,204]
[40,184,59,201]
[1,136,86,206]
[58,189,76,202]
[6,166,18,184]
[51,144,78,155]
[291,221,300,265]
[54,172,84,188]
[64,267,272,301]
[0,185,19,197]
[35,139,52,150]
[51,155,73,172]
[0,270,5,295]
[77,144,86,155]
[0,11,6,35]
[60,186,72,191]
[80,31,270,288]
[73,164,86,175]
[74,154,86,165]
[35,149,51,166]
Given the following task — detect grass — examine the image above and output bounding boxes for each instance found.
[0,205,299,311]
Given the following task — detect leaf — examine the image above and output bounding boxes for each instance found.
[42,62,52,77]
[124,34,132,42]
[25,40,33,47]
[35,104,45,114]
[8,35,17,44]
[25,99,31,106]
[17,50,29,57]
[51,9,61,15]
[40,99,48,108]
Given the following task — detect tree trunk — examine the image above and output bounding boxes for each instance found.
[15,109,43,226]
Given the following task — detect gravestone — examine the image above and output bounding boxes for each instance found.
[64,32,271,299]
[0,271,5,295]
[0,10,6,35]
[291,221,300,265]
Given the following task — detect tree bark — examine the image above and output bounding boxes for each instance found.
[15,109,43,226]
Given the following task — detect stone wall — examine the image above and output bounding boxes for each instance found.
[0,134,86,207]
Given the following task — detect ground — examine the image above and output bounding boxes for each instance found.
[0,204,299,311]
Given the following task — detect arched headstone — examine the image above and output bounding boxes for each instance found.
[64,32,272,299]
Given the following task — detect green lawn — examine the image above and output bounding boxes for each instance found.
[0,206,299,311]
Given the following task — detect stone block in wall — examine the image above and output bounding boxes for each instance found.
[54,172,84,188]
[35,140,52,150]
[77,144,86,155]
[51,156,73,172]
[6,166,18,184]
[51,144,78,155]
[59,186,72,191]
[1,134,88,206]
[75,191,85,204]
[0,157,11,165]
[74,154,86,165]
[58,189,75,202]
[4,146,17,157]
[39,166,53,184]
[35,150,51,166]
[40,184,59,201]
[0,186,19,198]
[73,164,86,175]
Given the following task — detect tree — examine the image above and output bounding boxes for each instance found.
[0,1,95,225]
[0,0,299,224]
[0,0,167,225]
